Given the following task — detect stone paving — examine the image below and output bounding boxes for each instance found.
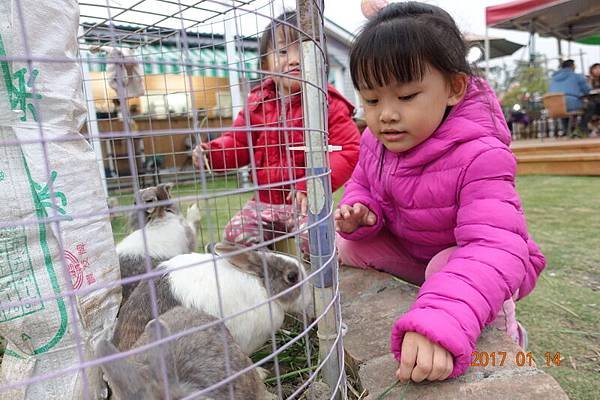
[339,266,569,399]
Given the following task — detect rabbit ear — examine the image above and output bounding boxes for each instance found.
[96,340,147,398]
[146,317,171,342]
[157,183,174,199]
[145,318,179,385]
[213,241,243,255]
[214,242,265,277]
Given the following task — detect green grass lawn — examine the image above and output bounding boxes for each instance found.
[514,176,600,400]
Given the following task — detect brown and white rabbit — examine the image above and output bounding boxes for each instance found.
[116,183,201,303]
[96,306,268,399]
[113,242,312,354]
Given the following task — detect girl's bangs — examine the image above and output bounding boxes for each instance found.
[351,22,429,89]
[277,24,300,46]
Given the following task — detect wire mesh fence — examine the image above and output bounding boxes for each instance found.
[0,0,349,398]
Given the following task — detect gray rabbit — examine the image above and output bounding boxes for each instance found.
[112,242,312,354]
[96,306,268,399]
[116,183,201,303]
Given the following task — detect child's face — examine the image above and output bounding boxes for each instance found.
[359,66,464,153]
[265,28,302,95]
[592,65,600,77]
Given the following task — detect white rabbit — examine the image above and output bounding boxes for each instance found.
[113,242,312,354]
[116,182,201,303]
[96,306,268,399]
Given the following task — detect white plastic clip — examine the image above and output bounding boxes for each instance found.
[288,145,342,152]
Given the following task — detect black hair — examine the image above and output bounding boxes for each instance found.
[350,2,471,90]
[561,59,575,69]
[258,11,329,76]
[590,63,600,89]
[259,11,299,72]
[350,2,473,178]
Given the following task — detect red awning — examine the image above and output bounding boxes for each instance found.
[485,0,600,41]
[486,0,562,26]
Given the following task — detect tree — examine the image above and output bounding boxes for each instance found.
[500,55,549,111]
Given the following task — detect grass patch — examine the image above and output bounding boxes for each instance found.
[109,176,252,248]
[515,176,600,400]
[251,317,320,398]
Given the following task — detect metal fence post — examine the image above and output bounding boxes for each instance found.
[297,1,345,398]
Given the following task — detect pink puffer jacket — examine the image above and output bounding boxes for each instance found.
[339,77,546,378]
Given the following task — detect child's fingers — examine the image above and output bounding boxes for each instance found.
[334,209,343,220]
[300,196,308,215]
[192,145,207,170]
[351,203,377,226]
[426,344,450,381]
[397,339,418,382]
[340,204,353,219]
[364,211,376,226]
[192,149,199,168]
[352,203,366,217]
[336,220,356,234]
[336,221,350,233]
[411,343,434,383]
[395,365,403,381]
[441,351,454,381]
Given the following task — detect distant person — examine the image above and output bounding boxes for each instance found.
[584,63,600,128]
[588,115,600,137]
[548,59,591,112]
[588,63,600,89]
[548,59,591,135]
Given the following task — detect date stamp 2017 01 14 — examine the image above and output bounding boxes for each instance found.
[471,351,562,367]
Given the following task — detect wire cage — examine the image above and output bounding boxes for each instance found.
[0,0,348,399]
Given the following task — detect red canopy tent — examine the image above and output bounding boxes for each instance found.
[486,0,600,42]
[483,0,600,72]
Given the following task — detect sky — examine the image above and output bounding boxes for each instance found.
[80,0,600,75]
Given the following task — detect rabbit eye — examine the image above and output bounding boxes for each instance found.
[286,270,298,284]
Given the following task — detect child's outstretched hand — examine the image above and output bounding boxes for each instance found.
[192,143,210,171]
[287,191,308,216]
[396,332,454,383]
[334,203,376,233]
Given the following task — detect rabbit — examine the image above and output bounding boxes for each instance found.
[112,242,313,355]
[116,182,202,303]
[96,306,268,400]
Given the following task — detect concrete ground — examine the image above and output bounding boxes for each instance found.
[339,266,569,399]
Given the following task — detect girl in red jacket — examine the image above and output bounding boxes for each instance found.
[193,11,360,251]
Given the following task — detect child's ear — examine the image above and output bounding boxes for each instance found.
[447,73,468,106]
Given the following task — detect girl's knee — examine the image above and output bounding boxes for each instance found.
[424,246,457,280]
[223,221,258,245]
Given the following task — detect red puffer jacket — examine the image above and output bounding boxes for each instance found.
[203,78,361,204]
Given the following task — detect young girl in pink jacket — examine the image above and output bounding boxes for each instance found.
[335,2,546,382]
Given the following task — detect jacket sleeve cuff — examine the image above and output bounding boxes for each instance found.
[390,308,474,379]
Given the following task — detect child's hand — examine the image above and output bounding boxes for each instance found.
[287,191,308,215]
[334,203,376,233]
[395,332,454,383]
[192,144,209,170]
